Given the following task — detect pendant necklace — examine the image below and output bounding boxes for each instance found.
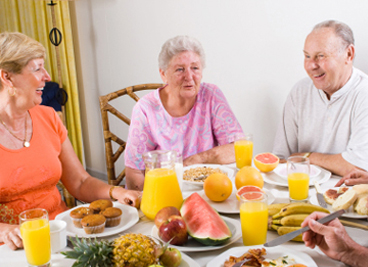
[0,113,30,147]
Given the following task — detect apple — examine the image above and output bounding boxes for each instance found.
[154,206,181,229]
[158,215,188,245]
[160,247,182,267]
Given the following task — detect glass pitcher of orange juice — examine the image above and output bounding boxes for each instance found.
[140,150,183,220]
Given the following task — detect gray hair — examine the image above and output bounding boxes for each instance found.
[158,35,206,71]
[313,20,354,48]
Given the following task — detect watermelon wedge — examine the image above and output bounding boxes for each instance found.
[180,192,232,246]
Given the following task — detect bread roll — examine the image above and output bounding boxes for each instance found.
[352,184,368,196]
[353,194,368,215]
[332,189,358,211]
[323,187,349,205]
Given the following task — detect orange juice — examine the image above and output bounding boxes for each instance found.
[288,172,310,200]
[240,201,268,245]
[20,219,51,266]
[235,140,253,168]
[141,168,183,220]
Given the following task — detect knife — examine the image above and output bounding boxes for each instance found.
[264,209,346,247]
[314,181,327,208]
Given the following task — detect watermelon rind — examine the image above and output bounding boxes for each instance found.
[180,192,232,246]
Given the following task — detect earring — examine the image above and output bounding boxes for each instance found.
[7,87,16,96]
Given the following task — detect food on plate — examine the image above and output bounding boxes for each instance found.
[253,152,280,173]
[183,166,226,182]
[268,203,289,217]
[155,206,181,229]
[159,247,182,267]
[236,185,264,201]
[332,189,358,211]
[203,173,233,202]
[89,199,113,213]
[272,214,309,227]
[81,214,106,234]
[62,233,177,267]
[235,166,264,189]
[100,207,122,227]
[223,248,306,267]
[158,215,188,245]
[353,195,368,215]
[272,202,330,219]
[352,184,368,195]
[69,207,94,228]
[180,192,232,245]
[323,187,349,205]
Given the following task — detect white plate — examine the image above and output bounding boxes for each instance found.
[206,245,317,267]
[309,187,367,219]
[0,243,198,267]
[183,164,235,186]
[198,188,275,214]
[55,202,139,238]
[151,216,241,252]
[274,163,321,178]
[262,165,331,187]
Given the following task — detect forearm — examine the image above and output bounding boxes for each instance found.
[340,240,368,267]
[125,167,145,191]
[74,176,112,202]
[309,153,356,176]
[183,143,235,166]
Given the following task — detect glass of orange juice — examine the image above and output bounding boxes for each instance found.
[140,150,183,220]
[239,191,268,246]
[287,156,310,202]
[234,133,253,169]
[19,208,51,267]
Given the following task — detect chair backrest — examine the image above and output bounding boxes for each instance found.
[99,83,164,186]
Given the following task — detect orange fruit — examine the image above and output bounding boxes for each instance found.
[203,173,233,202]
[253,152,279,173]
[235,166,264,190]
[236,185,264,200]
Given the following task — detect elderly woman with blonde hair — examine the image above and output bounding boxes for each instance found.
[125,35,244,190]
[0,32,141,250]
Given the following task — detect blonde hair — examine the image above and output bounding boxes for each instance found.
[0,32,46,89]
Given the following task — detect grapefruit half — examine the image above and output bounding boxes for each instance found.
[254,152,279,173]
[236,185,264,200]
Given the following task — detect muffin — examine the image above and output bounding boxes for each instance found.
[81,214,106,234]
[89,199,113,214]
[100,207,122,227]
[70,207,94,228]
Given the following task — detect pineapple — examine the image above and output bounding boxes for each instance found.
[62,233,164,267]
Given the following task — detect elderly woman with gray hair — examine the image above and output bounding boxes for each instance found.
[125,36,244,190]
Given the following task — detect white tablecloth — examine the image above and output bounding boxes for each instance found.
[1,164,368,267]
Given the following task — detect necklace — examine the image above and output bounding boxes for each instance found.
[0,113,30,147]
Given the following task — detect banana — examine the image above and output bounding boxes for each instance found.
[277,226,304,242]
[271,224,280,231]
[279,213,309,226]
[273,203,330,219]
[272,219,282,225]
[268,203,289,216]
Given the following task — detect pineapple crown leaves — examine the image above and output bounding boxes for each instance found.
[61,236,114,267]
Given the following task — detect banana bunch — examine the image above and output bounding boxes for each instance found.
[268,202,330,242]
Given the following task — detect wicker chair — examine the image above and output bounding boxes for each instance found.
[99,83,164,186]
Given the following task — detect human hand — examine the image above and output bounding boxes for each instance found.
[301,212,354,261]
[0,224,23,250]
[116,187,142,209]
[335,169,368,187]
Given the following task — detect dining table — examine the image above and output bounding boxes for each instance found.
[1,163,368,267]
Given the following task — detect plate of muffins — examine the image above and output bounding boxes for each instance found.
[55,199,139,238]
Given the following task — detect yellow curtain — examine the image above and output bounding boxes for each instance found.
[0,0,84,164]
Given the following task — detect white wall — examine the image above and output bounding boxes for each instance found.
[71,0,368,179]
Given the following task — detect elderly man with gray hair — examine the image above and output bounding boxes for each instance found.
[273,20,368,177]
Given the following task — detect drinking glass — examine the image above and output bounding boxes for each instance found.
[287,156,310,202]
[239,192,268,246]
[19,208,51,267]
[234,133,253,169]
[174,151,184,191]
